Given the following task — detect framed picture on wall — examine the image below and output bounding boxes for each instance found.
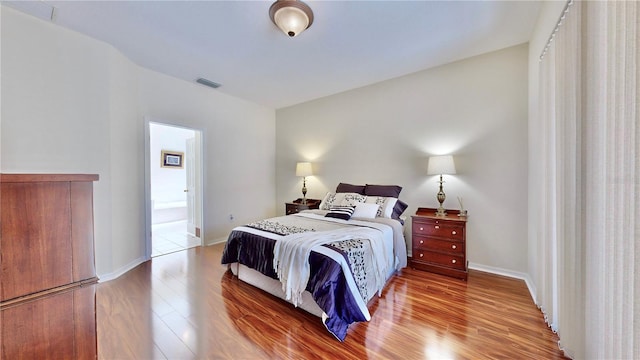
[161,150,184,168]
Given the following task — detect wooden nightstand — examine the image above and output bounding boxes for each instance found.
[411,207,468,280]
[285,198,321,215]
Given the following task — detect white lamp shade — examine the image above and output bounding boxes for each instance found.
[295,162,313,177]
[427,155,456,175]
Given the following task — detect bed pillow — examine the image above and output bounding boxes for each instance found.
[365,196,398,218]
[339,193,367,206]
[335,183,366,195]
[325,205,356,220]
[351,202,379,219]
[319,192,367,210]
[319,192,337,210]
[391,199,409,221]
[364,184,403,198]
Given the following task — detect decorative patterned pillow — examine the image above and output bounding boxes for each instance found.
[365,196,398,218]
[325,205,356,220]
[319,192,337,210]
[320,192,367,210]
[340,193,367,206]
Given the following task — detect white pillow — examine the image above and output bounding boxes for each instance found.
[365,196,398,218]
[352,202,380,219]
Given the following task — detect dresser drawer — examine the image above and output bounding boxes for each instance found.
[413,236,463,255]
[413,250,465,270]
[413,221,463,240]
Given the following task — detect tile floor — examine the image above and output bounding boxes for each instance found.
[151,220,200,257]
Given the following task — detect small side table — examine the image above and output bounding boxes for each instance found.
[411,207,468,280]
[285,198,321,215]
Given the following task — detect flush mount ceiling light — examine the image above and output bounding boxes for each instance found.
[269,0,314,38]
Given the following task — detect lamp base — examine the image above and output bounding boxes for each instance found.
[301,177,307,205]
[435,174,447,216]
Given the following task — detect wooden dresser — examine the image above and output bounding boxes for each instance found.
[1,174,99,359]
[411,207,468,280]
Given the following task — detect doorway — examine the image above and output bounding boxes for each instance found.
[145,120,204,258]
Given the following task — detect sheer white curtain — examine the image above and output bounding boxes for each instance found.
[534,1,638,358]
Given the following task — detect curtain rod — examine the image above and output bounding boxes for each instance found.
[539,0,574,61]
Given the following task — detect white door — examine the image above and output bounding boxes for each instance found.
[186,137,197,236]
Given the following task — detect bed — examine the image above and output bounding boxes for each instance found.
[221,183,408,341]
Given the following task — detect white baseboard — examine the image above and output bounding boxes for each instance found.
[98,255,149,283]
[205,237,228,246]
[468,262,536,303]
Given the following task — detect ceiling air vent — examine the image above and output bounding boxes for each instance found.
[196,78,221,89]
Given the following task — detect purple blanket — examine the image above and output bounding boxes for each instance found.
[221,229,368,341]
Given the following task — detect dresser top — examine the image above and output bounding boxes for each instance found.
[414,207,467,222]
[1,174,99,183]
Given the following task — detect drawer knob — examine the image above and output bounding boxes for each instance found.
[451,259,457,264]
[452,231,457,235]
[420,240,424,244]
[452,245,457,249]
[419,227,424,231]
[434,225,440,229]
[420,254,424,258]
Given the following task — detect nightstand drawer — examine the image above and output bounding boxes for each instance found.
[413,221,463,240]
[413,236,463,255]
[413,250,465,270]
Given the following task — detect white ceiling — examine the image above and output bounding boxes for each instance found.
[4,1,541,109]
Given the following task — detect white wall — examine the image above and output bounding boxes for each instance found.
[138,67,277,242]
[1,6,118,277]
[0,6,276,278]
[276,44,529,273]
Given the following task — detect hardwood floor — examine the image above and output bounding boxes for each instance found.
[97,243,568,359]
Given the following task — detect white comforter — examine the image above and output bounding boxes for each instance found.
[273,216,390,307]
[221,211,407,341]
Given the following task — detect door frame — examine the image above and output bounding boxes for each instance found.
[143,117,205,258]
[185,137,197,236]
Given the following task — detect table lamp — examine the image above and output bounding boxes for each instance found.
[295,162,313,204]
[427,155,456,216]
